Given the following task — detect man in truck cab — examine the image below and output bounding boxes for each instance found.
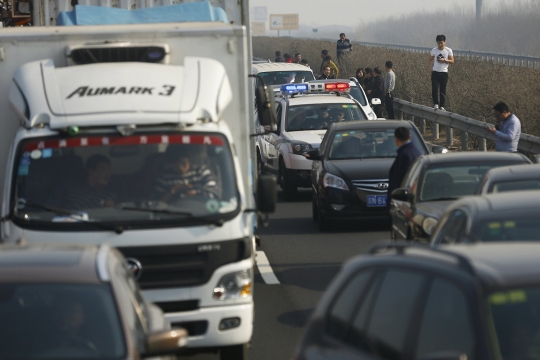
[61,154,116,210]
[154,145,219,203]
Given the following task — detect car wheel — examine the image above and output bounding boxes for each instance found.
[317,205,332,231]
[220,343,248,360]
[280,159,297,201]
[312,195,319,222]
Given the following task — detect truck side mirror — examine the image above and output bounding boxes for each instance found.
[253,76,277,127]
[257,175,277,214]
[391,188,412,202]
[142,328,187,358]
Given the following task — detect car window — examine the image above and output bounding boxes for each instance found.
[492,179,540,193]
[347,269,426,359]
[349,85,368,106]
[419,162,525,202]
[474,216,540,242]
[286,103,366,132]
[416,279,475,359]
[438,210,468,244]
[257,71,315,85]
[327,270,374,339]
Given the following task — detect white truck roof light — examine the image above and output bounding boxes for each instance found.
[280,83,308,95]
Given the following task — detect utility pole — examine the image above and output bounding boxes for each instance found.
[476,0,483,22]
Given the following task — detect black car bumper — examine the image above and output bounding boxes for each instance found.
[318,187,390,220]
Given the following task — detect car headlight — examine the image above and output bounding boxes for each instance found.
[323,173,349,191]
[422,217,439,236]
[291,141,313,155]
[213,269,252,300]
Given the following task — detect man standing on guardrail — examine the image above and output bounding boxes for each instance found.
[384,61,395,119]
[489,101,521,152]
[429,34,454,111]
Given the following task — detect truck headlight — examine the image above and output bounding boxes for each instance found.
[422,217,438,236]
[323,173,349,191]
[213,269,252,300]
[291,141,313,155]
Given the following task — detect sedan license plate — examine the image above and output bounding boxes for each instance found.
[367,195,387,207]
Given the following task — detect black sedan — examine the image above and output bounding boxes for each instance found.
[306,120,438,231]
[390,152,532,242]
[431,191,540,245]
[476,163,540,195]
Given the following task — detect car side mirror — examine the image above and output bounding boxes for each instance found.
[142,328,187,358]
[257,175,277,214]
[304,149,321,161]
[252,75,277,127]
[391,188,412,202]
[371,98,381,105]
[432,145,448,154]
[418,351,467,360]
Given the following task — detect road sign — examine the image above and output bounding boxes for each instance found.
[269,14,299,30]
[251,22,266,36]
[253,6,267,22]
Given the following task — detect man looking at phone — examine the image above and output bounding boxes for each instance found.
[488,101,521,152]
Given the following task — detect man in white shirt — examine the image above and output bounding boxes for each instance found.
[429,34,454,111]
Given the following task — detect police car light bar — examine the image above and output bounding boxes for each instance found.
[307,82,351,94]
[280,83,309,95]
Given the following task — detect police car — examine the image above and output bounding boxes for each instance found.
[256,82,369,200]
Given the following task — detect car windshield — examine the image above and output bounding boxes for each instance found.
[257,71,315,85]
[349,85,368,106]
[286,104,366,132]
[419,162,523,202]
[12,133,239,229]
[472,217,540,242]
[491,179,540,193]
[488,287,540,360]
[0,283,125,359]
[328,129,425,160]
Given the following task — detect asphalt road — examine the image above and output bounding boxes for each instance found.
[184,189,391,359]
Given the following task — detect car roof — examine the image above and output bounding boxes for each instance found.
[421,152,530,164]
[484,163,540,181]
[253,63,311,73]
[281,93,358,106]
[446,190,540,218]
[332,119,413,131]
[0,244,104,284]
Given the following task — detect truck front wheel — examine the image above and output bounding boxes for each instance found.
[220,343,248,360]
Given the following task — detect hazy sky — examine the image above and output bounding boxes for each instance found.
[251,0,503,27]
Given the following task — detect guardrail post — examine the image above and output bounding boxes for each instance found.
[461,132,469,151]
[446,127,453,147]
[419,118,425,134]
[432,121,439,140]
[479,137,487,151]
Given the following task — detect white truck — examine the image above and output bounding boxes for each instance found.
[0,3,276,359]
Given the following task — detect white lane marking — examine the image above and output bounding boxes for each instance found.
[256,251,280,285]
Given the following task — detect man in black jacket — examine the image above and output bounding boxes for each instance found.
[387,127,421,211]
[369,67,384,118]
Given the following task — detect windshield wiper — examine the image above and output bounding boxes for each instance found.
[20,203,124,234]
[121,206,225,227]
[424,197,458,202]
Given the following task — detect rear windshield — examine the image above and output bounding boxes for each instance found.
[491,179,540,193]
[473,217,540,242]
[419,162,526,202]
[328,128,426,160]
[257,71,315,85]
[286,103,366,132]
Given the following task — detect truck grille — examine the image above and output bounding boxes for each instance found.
[70,46,167,65]
[351,179,389,193]
[118,238,251,290]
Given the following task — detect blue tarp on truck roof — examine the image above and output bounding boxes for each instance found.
[57,1,228,26]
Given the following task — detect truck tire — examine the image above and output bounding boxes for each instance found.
[279,159,297,201]
[220,343,248,360]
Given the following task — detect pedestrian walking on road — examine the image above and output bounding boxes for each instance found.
[384,61,396,119]
[488,101,521,152]
[355,68,365,89]
[275,51,284,63]
[336,33,352,63]
[387,127,421,211]
[318,66,335,80]
[429,34,454,111]
[319,50,329,75]
[369,67,384,118]
[294,53,302,64]
[322,55,339,79]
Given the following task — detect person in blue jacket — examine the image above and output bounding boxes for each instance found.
[387,127,421,211]
[488,101,521,152]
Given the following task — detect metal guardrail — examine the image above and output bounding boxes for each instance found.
[393,98,540,154]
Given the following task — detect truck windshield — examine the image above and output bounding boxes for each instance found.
[12,133,239,229]
[0,283,125,359]
[488,288,540,360]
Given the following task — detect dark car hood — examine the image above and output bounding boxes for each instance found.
[415,200,456,220]
[326,158,395,180]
